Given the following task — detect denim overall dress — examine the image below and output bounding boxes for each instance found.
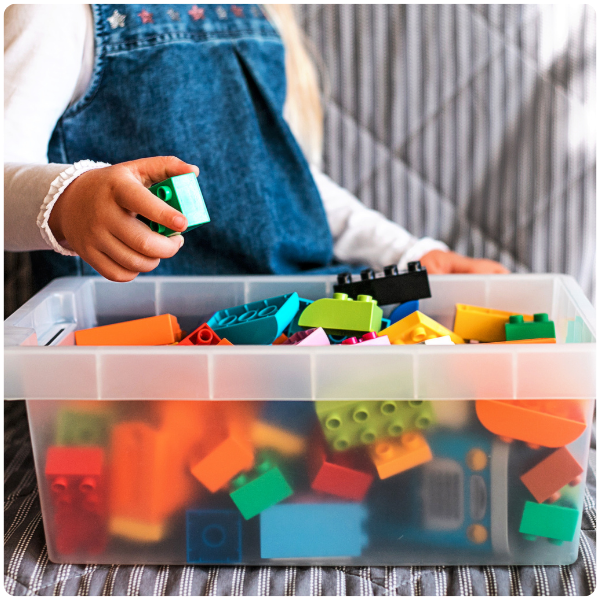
[32,4,345,291]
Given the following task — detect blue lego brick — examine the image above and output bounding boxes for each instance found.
[259,401,317,436]
[389,301,419,325]
[260,503,368,558]
[207,293,300,345]
[285,298,313,337]
[186,510,242,563]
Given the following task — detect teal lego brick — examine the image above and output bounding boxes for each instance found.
[207,293,299,345]
[147,173,210,236]
[285,298,313,337]
[55,408,111,446]
[298,293,383,335]
[505,313,556,341]
[229,457,294,520]
[519,501,580,544]
[315,400,435,452]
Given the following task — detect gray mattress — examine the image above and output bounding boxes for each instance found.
[4,400,597,596]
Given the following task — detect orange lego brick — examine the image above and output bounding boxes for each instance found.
[475,400,588,448]
[379,311,465,345]
[520,447,584,503]
[75,314,182,346]
[109,421,196,541]
[273,333,289,345]
[453,304,533,342]
[368,432,432,479]
[489,338,556,344]
[250,420,306,457]
[217,338,233,345]
[178,323,221,346]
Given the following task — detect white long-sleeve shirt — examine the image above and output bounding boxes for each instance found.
[4,4,447,270]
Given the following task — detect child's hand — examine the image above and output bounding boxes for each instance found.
[49,156,199,282]
[420,249,509,274]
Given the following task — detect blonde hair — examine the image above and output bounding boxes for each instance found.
[262,4,324,169]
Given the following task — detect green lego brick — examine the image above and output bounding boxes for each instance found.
[56,408,111,446]
[147,173,210,236]
[315,400,435,452]
[505,313,555,341]
[229,457,293,520]
[519,501,580,544]
[298,293,383,335]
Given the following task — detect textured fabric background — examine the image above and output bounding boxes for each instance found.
[4,4,597,596]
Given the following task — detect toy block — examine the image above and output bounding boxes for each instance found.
[260,503,368,558]
[229,456,293,519]
[298,293,383,335]
[207,293,299,345]
[475,400,588,448]
[285,298,313,337]
[250,421,306,457]
[282,327,330,346]
[490,338,556,344]
[519,501,580,544]
[520,447,584,503]
[505,313,556,341]
[178,323,221,346]
[217,338,233,345]
[272,333,288,345]
[341,332,391,346]
[110,421,196,541]
[327,333,349,345]
[315,399,435,452]
[187,510,242,563]
[390,300,419,324]
[308,431,374,501]
[453,304,534,342]
[368,432,432,479]
[45,446,107,555]
[423,335,454,345]
[379,311,465,345]
[259,400,317,437]
[334,262,431,305]
[144,173,210,236]
[55,406,112,446]
[75,314,183,346]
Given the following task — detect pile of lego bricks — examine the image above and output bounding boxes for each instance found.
[43,263,588,564]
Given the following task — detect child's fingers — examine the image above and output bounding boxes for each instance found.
[125,156,200,187]
[116,178,188,233]
[83,247,141,283]
[111,214,185,259]
[98,233,162,273]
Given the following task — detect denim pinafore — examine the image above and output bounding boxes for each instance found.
[33,4,339,290]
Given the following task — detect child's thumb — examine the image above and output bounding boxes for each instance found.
[129,156,200,186]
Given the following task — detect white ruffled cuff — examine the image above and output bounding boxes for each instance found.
[36,159,111,256]
[397,237,450,271]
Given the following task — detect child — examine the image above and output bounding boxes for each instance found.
[4,4,508,292]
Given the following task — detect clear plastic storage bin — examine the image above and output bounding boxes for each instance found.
[4,274,596,566]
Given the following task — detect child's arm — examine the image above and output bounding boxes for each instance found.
[311,168,509,274]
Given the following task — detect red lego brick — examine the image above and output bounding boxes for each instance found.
[307,430,374,501]
[178,323,222,346]
[520,447,584,503]
[45,446,107,556]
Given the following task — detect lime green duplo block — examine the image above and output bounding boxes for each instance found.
[56,408,111,446]
[519,501,580,544]
[505,313,555,341]
[148,173,210,236]
[315,400,435,452]
[298,293,383,335]
[229,458,293,520]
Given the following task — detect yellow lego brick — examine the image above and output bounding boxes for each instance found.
[110,516,166,542]
[453,304,533,342]
[378,311,465,344]
[250,421,306,457]
[368,432,433,479]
